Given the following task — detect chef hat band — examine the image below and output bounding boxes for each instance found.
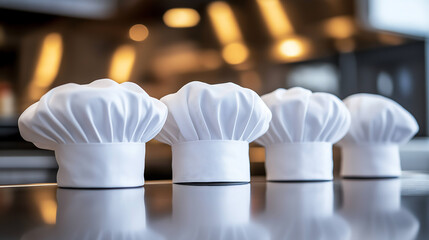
[55,143,146,188]
[340,144,400,177]
[265,142,333,181]
[172,140,250,183]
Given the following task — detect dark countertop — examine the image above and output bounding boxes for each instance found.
[0,172,429,240]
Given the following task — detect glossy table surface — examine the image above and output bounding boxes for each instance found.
[1,172,429,240]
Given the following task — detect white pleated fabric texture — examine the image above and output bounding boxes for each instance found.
[156,81,272,183]
[256,88,351,181]
[18,79,168,188]
[339,94,419,177]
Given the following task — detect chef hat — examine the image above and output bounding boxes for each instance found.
[340,179,419,240]
[339,94,419,177]
[156,81,272,183]
[256,88,351,181]
[158,184,269,240]
[260,182,350,240]
[18,79,168,188]
[22,188,164,240]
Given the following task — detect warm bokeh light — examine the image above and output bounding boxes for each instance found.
[129,24,149,42]
[109,44,136,83]
[35,191,57,225]
[274,36,310,61]
[153,45,222,78]
[250,147,265,162]
[256,0,294,39]
[163,8,200,28]
[279,39,304,57]
[222,42,249,65]
[323,16,355,39]
[39,199,57,224]
[28,32,63,102]
[208,1,243,45]
[31,33,63,89]
[208,2,250,65]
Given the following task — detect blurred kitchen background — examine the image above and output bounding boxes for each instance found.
[0,0,428,183]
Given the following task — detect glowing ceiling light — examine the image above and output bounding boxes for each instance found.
[323,16,355,39]
[256,0,294,39]
[163,8,200,28]
[208,1,243,45]
[129,24,149,42]
[274,37,310,61]
[28,32,63,102]
[222,42,249,65]
[32,33,63,89]
[109,44,136,83]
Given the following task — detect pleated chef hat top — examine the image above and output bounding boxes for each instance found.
[156,81,272,183]
[338,94,419,177]
[18,79,168,188]
[256,87,351,181]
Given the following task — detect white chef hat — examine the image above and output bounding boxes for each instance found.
[158,184,269,240]
[256,87,351,181]
[260,182,350,240]
[338,94,419,177]
[340,179,419,240]
[22,188,164,240]
[155,81,272,183]
[18,79,168,188]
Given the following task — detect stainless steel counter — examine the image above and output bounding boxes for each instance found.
[0,173,428,240]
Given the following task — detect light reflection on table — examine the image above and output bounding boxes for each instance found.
[0,174,428,240]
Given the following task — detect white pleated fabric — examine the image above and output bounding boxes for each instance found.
[156,81,272,183]
[18,79,168,188]
[339,94,419,177]
[22,188,164,240]
[256,88,351,181]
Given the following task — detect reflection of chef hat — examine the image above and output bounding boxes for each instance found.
[339,94,419,177]
[159,184,269,240]
[18,79,168,188]
[256,88,350,181]
[22,188,164,240]
[261,182,350,240]
[156,81,272,183]
[340,179,419,240]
